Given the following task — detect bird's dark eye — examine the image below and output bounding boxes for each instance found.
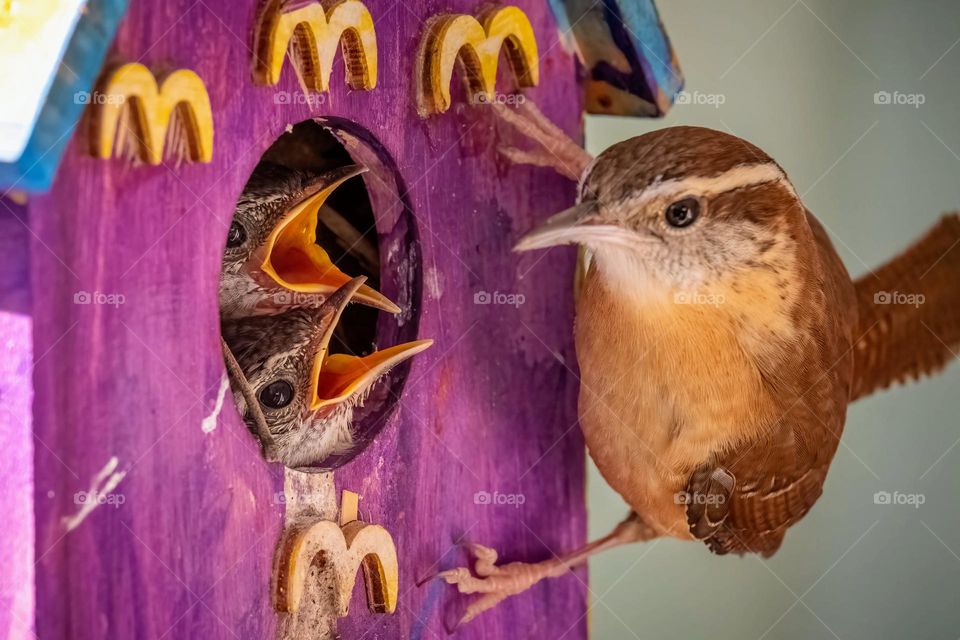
[226,221,247,248]
[259,380,294,409]
[665,198,700,228]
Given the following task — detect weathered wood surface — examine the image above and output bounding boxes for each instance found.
[28,0,586,638]
[0,202,33,640]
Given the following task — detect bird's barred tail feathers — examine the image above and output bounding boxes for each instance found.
[851,214,960,400]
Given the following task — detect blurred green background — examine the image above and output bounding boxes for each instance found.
[585,1,960,638]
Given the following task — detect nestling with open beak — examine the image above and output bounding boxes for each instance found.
[436,125,960,625]
[219,161,400,320]
[222,277,432,469]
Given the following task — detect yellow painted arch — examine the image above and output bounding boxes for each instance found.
[254,0,377,92]
[419,5,539,116]
[93,62,214,165]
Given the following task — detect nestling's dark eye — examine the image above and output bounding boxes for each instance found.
[259,380,294,409]
[226,221,246,248]
[665,198,700,228]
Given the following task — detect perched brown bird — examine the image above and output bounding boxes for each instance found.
[219,162,399,320]
[222,277,432,469]
[437,125,960,624]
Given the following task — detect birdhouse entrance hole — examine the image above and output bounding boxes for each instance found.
[221,118,422,470]
[260,120,384,357]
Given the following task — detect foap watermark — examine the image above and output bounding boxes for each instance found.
[874,90,925,108]
[474,290,525,308]
[74,90,126,106]
[475,92,526,106]
[473,490,526,508]
[272,492,329,509]
[273,291,325,306]
[674,490,726,506]
[874,290,924,308]
[674,290,725,307]
[273,91,327,108]
[74,291,125,307]
[873,490,925,508]
[675,90,726,109]
[74,490,125,508]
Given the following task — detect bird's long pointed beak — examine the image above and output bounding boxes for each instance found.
[259,165,401,314]
[302,277,432,413]
[514,202,603,252]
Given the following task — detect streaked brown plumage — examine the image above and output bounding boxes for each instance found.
[219,162,399,320]
[435,125,960,623]
[222,277,431,470]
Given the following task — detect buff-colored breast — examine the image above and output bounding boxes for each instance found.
[574,271,786,539]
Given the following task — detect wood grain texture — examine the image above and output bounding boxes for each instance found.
[28,0,586,637]
[253,0,378,91]
[91,63,214,164]
[546,0,682,116]
[417,5,539,116]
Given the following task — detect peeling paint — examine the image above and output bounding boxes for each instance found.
[61,457,126,532]
[201,372,230,434]
[424,267,444,300]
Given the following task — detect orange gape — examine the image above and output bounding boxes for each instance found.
[430,123,960,628]
[309,341,433,411]
[259,165,398,312]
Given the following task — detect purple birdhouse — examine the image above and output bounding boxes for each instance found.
[0,0,678,637]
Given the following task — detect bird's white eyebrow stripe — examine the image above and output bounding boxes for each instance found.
[634,162,795,204]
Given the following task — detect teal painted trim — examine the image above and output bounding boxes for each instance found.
[547,0,683,116]
[0,0,129,192]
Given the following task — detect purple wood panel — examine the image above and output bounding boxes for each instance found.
[0,202,33,640]
[29,0,586,638]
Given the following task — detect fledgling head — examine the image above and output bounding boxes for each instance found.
[516,127,806,297]
[222,277,432,469]
[219,161,399,318]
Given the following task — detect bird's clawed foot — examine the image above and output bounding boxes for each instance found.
[492,101,593,182]
[427,543,568,631]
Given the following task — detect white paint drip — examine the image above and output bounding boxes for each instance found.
[202,372,230,434]
[61,456,127,532]
[425,267,444,300]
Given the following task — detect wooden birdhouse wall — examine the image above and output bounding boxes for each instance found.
[23,0,587,638]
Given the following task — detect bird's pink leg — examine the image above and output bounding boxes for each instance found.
[493,101,594,182]
[435,513,657,627]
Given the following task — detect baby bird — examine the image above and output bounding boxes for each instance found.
[219,161,400,320]
[222,277,432,469]
[436,125,960,625]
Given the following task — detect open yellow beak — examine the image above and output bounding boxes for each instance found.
[260,165,400,314]
[302,276,432,413]
[307,340,433,412]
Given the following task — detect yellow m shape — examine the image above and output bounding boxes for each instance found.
[92,63,213,165]
[254,0,377,92]
[418,6,539,116]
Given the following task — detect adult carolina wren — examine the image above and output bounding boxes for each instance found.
[219,162,400,320]
[436,125,960,625]
[223,277,432,469]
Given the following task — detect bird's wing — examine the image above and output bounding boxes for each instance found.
[688,407,840,556]
[851,214,960,400]
[686,210,857,557]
